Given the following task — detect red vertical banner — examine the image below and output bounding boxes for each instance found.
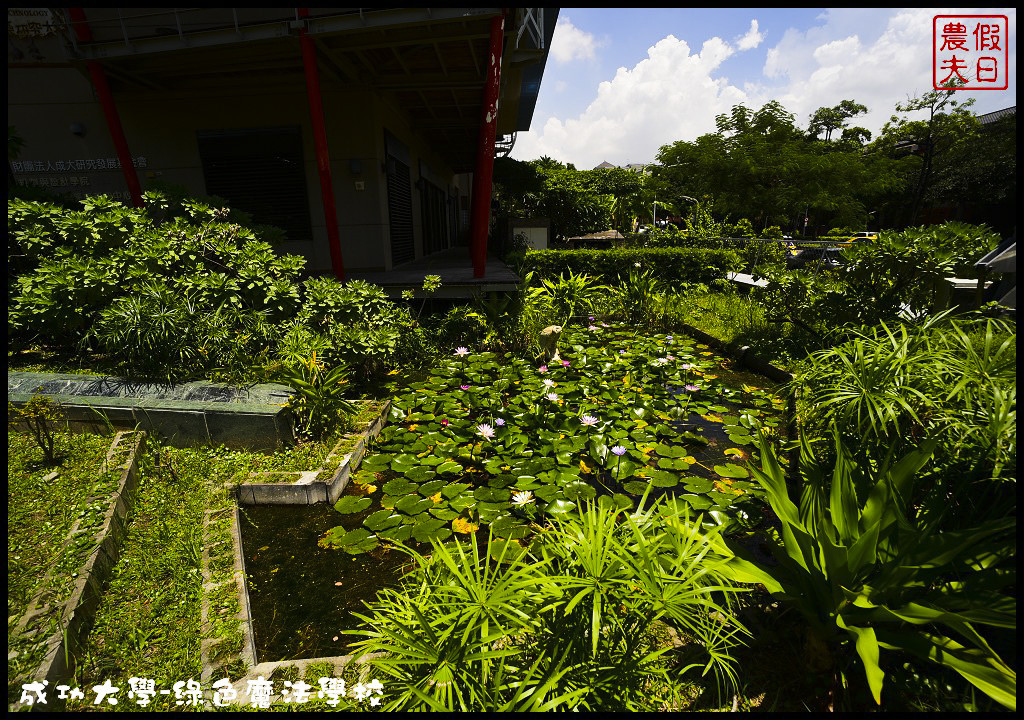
[69,8,144,208]
[299,8,345,281]
[469,11,506,279]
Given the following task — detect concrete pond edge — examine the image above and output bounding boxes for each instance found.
[235,400,392,506]
[10,430,148,712]
[199,400,393,700]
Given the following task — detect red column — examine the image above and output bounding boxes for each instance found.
[298,8,345,281]
[69,8,144,208]
[469,11,506,278]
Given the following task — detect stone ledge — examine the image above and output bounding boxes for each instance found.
[237,401,391,506]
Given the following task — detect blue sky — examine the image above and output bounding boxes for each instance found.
[512,8,1017,168]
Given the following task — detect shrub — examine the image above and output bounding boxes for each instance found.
[516,248,741,287]
[9,194,305,349]
[717,432,1016,711]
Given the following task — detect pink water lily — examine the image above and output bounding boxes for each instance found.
[580,414,599,427]
[477,423,495,440]
[685,384,700,392]
[455,347,470,357]
[611,445,627,456]
[538,365,548,373]
[461,384,470,390]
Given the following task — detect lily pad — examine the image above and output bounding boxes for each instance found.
[622,480,650,495]
[489,536,527,563]
[650,474,680,489]
[437,460,464,475]
[360,454,391,471]
[378,524,414,542]
[363,510,402,532]
[317,527,377,554]
[448,493,476,512]
[411,518,451,544]
[382,478,419,496]
[683,478,715,493]
[474,486,510,503]
[418,479,447,497]
[390,453,419,471]
[438,482,470,499]
[491,513,529,538]
[562,481,598,502]
[544,498,577,516]
[428,507,459,522]
[406,466,437,483]
[333,495,372,514]
[713,463,749,479]
[680,494,713,510]
[396,495,433,515]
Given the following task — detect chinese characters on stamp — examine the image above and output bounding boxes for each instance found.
[933,15,1009,90]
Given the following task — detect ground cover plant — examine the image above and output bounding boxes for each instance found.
[10,433,380,712]
[7,428,126,702]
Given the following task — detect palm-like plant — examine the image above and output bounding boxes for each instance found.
[349,495,746,711]
[715,432,1016,710]
[276,351,357,441]
[538,270,609,326]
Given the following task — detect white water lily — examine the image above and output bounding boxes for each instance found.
[511,490,534,505]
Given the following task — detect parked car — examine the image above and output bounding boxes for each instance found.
[838,231,879,248]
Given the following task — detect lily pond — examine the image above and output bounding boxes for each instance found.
[243,323,788,660]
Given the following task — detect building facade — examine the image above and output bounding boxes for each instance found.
[7,7,557,277]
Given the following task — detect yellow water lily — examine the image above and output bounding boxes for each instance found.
[407,424,419,431]
[430,492,442,503]
[580,460,593,473]
[703,414,723,423]
[363,484,378,495]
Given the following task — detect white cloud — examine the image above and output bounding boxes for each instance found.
[736,19,764,51]
[513,8,1016,168]
[514,35,747,168]
[550,17,603,63]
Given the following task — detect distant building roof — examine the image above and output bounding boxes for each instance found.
[978,106,1016,125]
[565,230,624,241]
[594,161,616,169]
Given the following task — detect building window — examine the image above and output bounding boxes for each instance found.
[196,126,312,242]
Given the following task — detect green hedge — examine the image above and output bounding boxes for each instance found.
[514,247,742,285]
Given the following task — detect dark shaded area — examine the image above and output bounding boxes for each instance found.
[239,503,411,662]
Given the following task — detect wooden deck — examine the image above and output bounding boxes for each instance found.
[346,247,521,298]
